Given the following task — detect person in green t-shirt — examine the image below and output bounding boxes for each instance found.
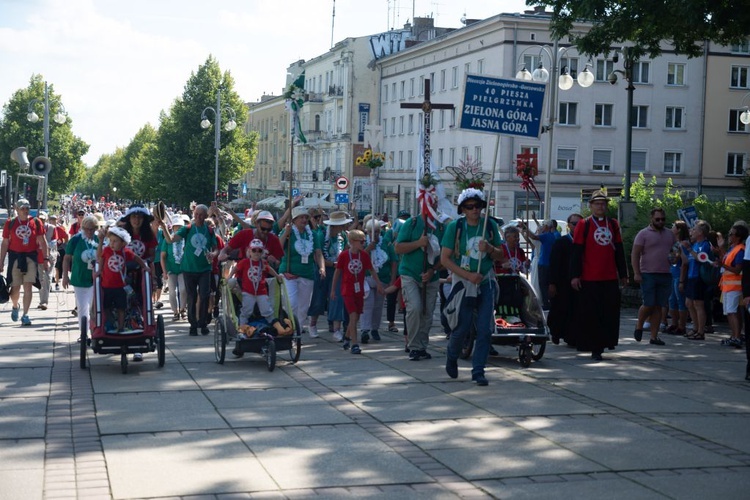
[395,204,444,361]
[162,204,218,336]
[441,188,505,386]
[160,215,188,321]
[62,215,100,322]
[278,206,325,335]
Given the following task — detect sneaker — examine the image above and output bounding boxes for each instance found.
[418,349,432,360]
[11,307,19,322]
[21,315,31,326]
[472,374,489,386]
[38,304,47,310]
[333,329,344,342]
[388,325,399,333]
[308,325,319,338]
[132,353,143,362]
[408,349,421,361]
[173,312,180,321]
[721,337,734,346]
[729,337,743,348]
[649,337,666,346]
[445,357,458,379]
[189,326,198,336]
[361,331,370,344]
[351,344,362,354]
[55,283,59,291]
[634,328,643,342]
[155,301,163,309]
[342,338,351,350]
[370,330,381,341]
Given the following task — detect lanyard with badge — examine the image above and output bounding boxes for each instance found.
[460,223,479,271]
[349,250,362,293]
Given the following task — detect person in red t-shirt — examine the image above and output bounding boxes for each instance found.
[330,230,384,355]
[219,211,284,268]
[0,198,49,326]
[95,227,148,333]
[570,190,628,361]
[69,208,86,236]
[230,239,282,325]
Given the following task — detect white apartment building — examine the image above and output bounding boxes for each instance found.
[376,11,707,222]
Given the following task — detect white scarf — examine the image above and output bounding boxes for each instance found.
[323,226,344,262]
[366,234,388,271]
[292,224,314,257]
[172,239,185,264]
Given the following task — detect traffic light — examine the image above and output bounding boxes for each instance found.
[228,183,239,200]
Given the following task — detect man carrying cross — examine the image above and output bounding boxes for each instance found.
[394,79,453,361]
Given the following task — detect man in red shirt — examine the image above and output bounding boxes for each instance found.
[0,199,49,326]
[219,211,283,267]
[570,190,628,361]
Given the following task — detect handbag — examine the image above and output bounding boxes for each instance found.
[699,260,720,287]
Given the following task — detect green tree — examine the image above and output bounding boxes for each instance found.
[0,75,89,198]
[528,0,750,59]
[154,55,256,206]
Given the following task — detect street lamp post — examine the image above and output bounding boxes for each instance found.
[516,41,594,219]
[27,81,67,209]
[200,89,237,196]
[608,47,636,201]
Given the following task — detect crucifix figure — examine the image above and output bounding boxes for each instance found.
[400,79,454,176]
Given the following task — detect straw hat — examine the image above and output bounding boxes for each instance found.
[255,210,274,223]
[589,189,609,203]
[323,211,353,226]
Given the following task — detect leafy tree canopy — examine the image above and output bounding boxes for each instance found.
[527,0,750,59]
[0,74,89,200]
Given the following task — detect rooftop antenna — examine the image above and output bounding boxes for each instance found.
[330,0,335,48]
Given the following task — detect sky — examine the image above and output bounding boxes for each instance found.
[0,0,530,166]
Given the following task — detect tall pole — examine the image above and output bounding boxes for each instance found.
[623,49,634,202]
[42,82,50,209]
[213,89,222,196]
[543,40,559,220]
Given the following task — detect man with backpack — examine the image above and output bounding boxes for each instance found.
[0,199,49,326]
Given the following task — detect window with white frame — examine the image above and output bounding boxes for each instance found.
[631,106,648,128]
[391,117,396,136]
[559,102,578,125]
[382,119,387,137]
[727,153,746,176]
[391,83,396,101]
[462,146,469,161]
[731,66,749,89]
[440,69,446,91]
[464,62,471,76]
[474,146,482,165]
[399,116,404,135]
[419,76,424,95]
[665,107,684,129]
[729,109,750,132]
[631,150,647,172]
[477,59,485,74]
[430,72,435,92]
[400,81,405,100]
[450,108,456,127]
[398,150,403,168]
[452,66,458,88]
[389,151,395,169]
[592,149,612,171]
[438,148,444,168]
[632,61,650,84]
[557,148,576,170]
[383,85,388,102]
[408,114,414,134]
[409,78,415,97]
[439,109,445,129]
[731,40,750,53]
[523,55,543,74]
[664,152,682,173]
[595,104,613,126]
[595,59,615,82]
[521,146,540,158]
[449,147,456,166]
[407,150,413,170]
[667,63,685,86]
[560,57,579,78]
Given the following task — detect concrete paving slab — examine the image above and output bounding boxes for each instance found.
[656,359,748,383]
[0,469,44,500]
[652,415,750,454]
[220,402,352,428]
[554,380,721,413]
[102,429,276,498]
[305,368,420,387]
[0,438,45,470]
[205,387,328,408]
[184,362,302,390]
[636,469,750,499]
[356,393,494,422]
[0,347,54,369]
[336,383,448,404]
[478,477,668,499]
[88,357,199,393]
[95,391,228,434]
[0,368,51,398]
[0,397,47,438]
[236,426,431,489]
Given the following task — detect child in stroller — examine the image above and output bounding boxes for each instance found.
[230,239,283,325]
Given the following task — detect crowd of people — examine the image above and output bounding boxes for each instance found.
[1,189,748,382]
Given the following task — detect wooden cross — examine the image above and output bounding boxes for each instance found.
[400,79,454,175]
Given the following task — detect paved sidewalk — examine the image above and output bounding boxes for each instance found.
[1,289,749,499]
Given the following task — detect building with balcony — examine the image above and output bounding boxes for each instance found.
[246,94,289,199]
